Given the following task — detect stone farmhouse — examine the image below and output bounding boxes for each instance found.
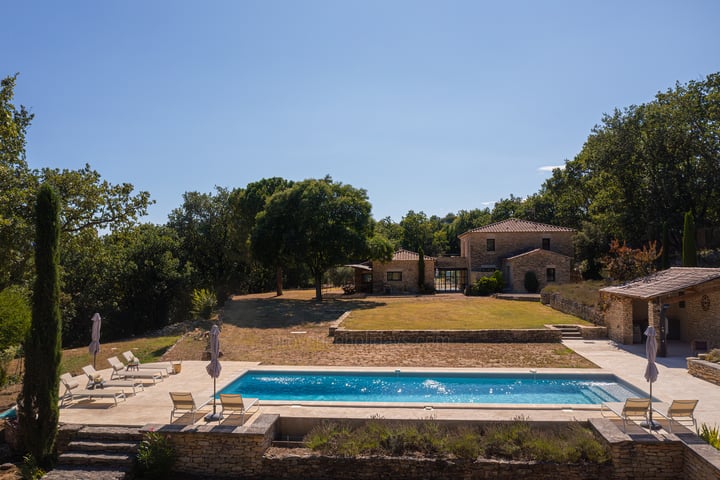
[352,219,576,294]
[600,267,720,348]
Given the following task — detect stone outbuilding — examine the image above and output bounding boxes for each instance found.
[600,267,720,347]
[352,249,435,294]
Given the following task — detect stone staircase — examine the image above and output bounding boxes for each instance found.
[44,426,142,479]
[554,324,583,340]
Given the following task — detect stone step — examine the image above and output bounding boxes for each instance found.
[43,466,129,480]
[68,440,138,453]
[74,426,143,441]
[57,451,135,467]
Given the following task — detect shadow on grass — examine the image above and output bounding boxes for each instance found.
[222,297,386,329]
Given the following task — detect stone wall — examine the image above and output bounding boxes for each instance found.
[504,249,572,293]
[143,414,279,478]
[52,417,720,479]
[372,258,436,294]
[332,328,562,343]
[465,231,575,273]
[578,325,608,339]
[540,292,605,325]
[687,358,720,386]
[262,450,611,480]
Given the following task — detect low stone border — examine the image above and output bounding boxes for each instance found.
[332,328,562,344]
[541,292,605,325]
[687,357,720,386]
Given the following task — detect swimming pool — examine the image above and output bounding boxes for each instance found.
[218,370,643,405]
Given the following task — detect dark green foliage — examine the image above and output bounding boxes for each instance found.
[190,288,217,320]
[682,211,697,267]
[467,271,504,296]
[19,184,62,467]
[661,222,669,270]
[574,222,607,280]
[304,419,610,464]
[136,431,177,478]
[0,285,31,350]
[524,271,539,293]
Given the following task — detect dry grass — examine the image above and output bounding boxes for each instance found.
[542,280,606,307]
[164,290,596,369]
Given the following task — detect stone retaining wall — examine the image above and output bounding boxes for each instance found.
[332,328,562,343]
[261,450,611,480]
[578,325,608,339]
[53,417,720,479]
[541,292,605,325]
[687,358,720,386]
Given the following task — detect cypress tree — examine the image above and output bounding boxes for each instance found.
[417,247,425,292]
[19,184,62,467]
[682,211,697,267]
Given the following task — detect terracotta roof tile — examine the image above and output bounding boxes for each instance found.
[600,267,720,299]
[392,249,436,261]
[459,218,575,236]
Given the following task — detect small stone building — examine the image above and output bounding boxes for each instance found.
[600,267,720,346]
[352,249,435,294]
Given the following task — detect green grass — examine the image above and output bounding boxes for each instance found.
[542,280,606,308]
[342,297,591,330]
[60,335,180,375]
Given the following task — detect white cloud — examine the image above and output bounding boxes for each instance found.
[538,165,565,172]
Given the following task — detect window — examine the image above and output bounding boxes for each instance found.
[387,271,402,281]
[486,239,495,252]
[361,273,372,283]
[546,268,556,282]
[679,300,685,309]
[542,238,550,250]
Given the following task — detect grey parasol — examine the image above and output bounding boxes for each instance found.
[205,324,222,421]
[88,313,102,369]
[642,325,660,429]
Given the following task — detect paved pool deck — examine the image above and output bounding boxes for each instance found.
[57,339,719,432]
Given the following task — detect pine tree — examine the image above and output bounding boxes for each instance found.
[19,184,62,467]
[682,211,697,267]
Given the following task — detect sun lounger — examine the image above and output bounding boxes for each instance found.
[107,356,164,383]
[81,365,144,395]
[653,400,699,433]
[121,351,173,375]
[60,373,126,407]
[219,394,259,424]
[169,392,210,423]
[601,398,651,432]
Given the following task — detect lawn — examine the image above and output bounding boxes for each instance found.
[341,296,592,330]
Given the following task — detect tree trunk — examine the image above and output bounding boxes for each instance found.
[315,273,323,301]
[275,265,283,296]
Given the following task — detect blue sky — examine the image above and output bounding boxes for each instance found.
[3,1,719,225]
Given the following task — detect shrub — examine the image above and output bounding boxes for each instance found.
[699,423,720,449]
[0,286,31,351]
[304,418,610,463]
[190,288,217,320]
[705,349,720,363]
[467,270,504,296]
[136,431,177,478]
[21,453,45,480]
[524,271,539,293]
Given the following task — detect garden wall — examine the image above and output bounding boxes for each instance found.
[687,357,720,386]
[541,292,605,325]
[332,328,562,343]
[67,415,715,479]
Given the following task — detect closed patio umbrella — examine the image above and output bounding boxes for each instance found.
[88,313,102,369]
[205,324,222,421]
[642,325,661,429]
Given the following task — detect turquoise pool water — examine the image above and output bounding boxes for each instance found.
[219,371,643,404]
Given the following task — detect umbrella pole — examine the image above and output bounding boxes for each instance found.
[213,377,217,415]
[93,352,97,369]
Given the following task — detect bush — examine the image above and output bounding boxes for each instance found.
[699,423,720,449]
[190,288,217,320]
[524,271,539,293]
[704,349,720,363]
[304,418,610,463]
[467,270,504,296]
[136,431,177,478]
[0,286,31,351]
